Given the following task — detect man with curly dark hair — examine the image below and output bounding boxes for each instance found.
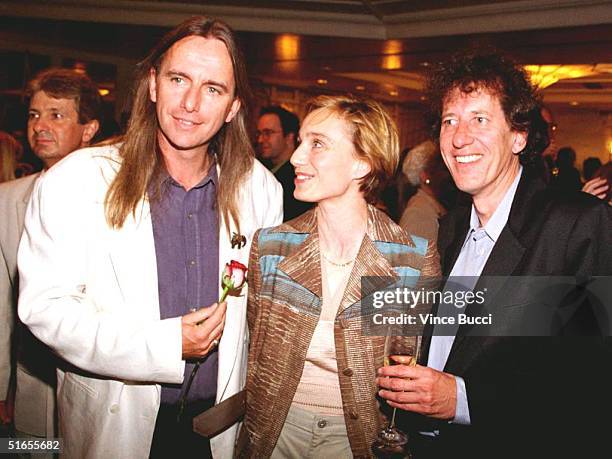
[425,52,550,170]
[378,51,611,458]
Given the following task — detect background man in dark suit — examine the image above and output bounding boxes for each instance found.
[256,106,312,221]
[378,52,612,458]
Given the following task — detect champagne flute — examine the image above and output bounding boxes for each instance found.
[372,335,421,459]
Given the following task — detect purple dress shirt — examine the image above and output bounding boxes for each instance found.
[150,162,219,406]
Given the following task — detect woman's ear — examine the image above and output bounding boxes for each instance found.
[353,159,371,180]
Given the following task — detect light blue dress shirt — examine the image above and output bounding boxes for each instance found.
[427,167,523,426]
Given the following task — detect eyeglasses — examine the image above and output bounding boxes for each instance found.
[256,129,282,139]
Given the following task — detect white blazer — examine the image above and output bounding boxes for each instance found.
[18,144,283,458]
[0,174,39,402]
[1,172,58,438]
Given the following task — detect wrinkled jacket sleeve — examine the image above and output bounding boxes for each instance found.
[245,229,264,369]
[421,236,442,280]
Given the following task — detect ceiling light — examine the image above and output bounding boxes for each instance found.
[524,65,598,89]
[316,79,328,85]
[382,40,403,70]
[389,90,399,96]
[98,89,110,96]
[569,101,579,106]
[382,56,402,71]
[355,85,365,91]
[275,34,300,61]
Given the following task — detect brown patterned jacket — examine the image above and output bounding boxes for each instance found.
[237,205,440,458]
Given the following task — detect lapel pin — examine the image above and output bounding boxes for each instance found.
[231,232,247,249]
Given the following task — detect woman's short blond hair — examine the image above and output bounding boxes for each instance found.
[304,95,400,204]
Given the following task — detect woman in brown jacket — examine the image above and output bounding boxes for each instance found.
[238,95,440,458]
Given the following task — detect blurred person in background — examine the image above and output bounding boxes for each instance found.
[377,146,410,221]
[0,67,101,454]
[399,140,456,245]
[583,157,602,182]
[0,130,21,433]
[583,161,611,205]
[534,106,557,184]
[0,131,21,183]
[540,107,557,158]
[256,105,313,221]
[581,156,609,203]
[550,146,582,193]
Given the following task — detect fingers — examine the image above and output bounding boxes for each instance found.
[583,181,608,194]
[380,388,422,405]
[182,302,225,326]
[592,186,609,199]
[376,367,457,419]
[377,363,427,392]
[377,375,429,415]
[181,302,227,359]
[378,363,422,379]
[582,178,609,198]
[203,301,227,328]
[376,364,421,400]
[204,318,225,352]
[585,177,607,188]
[197,302,226,341]
[386,400,434,415]
[378,374,417,392]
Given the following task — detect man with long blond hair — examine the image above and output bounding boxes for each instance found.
[18,17,282,458]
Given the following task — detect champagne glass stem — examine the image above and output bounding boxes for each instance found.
[389,407,398,428]
[414,335,421,364]
[386,335,422,430]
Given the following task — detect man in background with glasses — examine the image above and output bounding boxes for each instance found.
[256,106,312,221]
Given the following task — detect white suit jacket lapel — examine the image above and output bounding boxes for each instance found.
[217,212,250,400]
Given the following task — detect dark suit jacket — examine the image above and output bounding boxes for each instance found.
[408,171,612,459]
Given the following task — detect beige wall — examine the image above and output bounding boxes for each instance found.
[551,107,612,175]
